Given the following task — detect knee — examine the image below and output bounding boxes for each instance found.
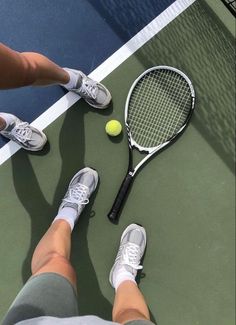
[31,252,77,287]
[113,308,150,323]
[32,252,73,274]
[31,252,77,288]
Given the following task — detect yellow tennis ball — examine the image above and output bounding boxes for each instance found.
[105,120,122,136]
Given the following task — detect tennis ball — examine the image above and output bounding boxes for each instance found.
[105,120,122,136]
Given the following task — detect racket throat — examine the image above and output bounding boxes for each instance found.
[128,170,135,177]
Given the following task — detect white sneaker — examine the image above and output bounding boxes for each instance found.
[58,167,99,219]
[63,68,111,109]
[109,223,147,288]
[0,113,47,151]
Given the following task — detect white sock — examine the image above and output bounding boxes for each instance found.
[62,68,78,90]
[53,207,78,231]
[113,265,137,291]
[0,113,15,129]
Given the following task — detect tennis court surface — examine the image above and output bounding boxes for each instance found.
[0,1,235,324]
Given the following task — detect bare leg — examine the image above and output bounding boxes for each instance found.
[21,52,70,86]
[112,281,150,324]
[110,224,151,324]
[0,42,69,89]
[30,168,98,290]
[0,43,111,108]
[31,219,77,289]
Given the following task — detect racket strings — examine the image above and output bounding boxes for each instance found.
[129,72,174,138]
[157,71,192,143]
[128,69,192,148]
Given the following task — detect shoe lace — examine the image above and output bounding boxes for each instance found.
[79,81,98,99]
[120,243,143,270]
[67,183,89,205]
[11,122,32,143]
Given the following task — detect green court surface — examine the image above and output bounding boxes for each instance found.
[0,1,235,324]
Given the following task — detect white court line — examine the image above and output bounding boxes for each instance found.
[0,0,196,166]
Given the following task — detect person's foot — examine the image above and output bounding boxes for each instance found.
[109,223,146,289]
[62,68,111,109]
[56,167,98,229]
[0,113,47,151]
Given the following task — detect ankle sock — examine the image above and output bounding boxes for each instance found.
[62,68,78,90]
[53,207,78,231]
[112,265,137,291]
[0,113,15,130]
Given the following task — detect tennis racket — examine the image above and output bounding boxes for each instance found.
[108,66,195,222]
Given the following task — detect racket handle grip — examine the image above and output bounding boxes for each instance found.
[108,173,133,222]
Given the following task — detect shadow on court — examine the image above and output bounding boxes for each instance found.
[89,0,235,175]
[133,0,235,174]
[11,103,113,319]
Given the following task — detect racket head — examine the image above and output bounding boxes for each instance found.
[125,66,195,154]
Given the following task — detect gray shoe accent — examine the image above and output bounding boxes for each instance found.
[0,114,47,151]
[109,223,147,288]
[64,68,112,109]
[58,167,99,218]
